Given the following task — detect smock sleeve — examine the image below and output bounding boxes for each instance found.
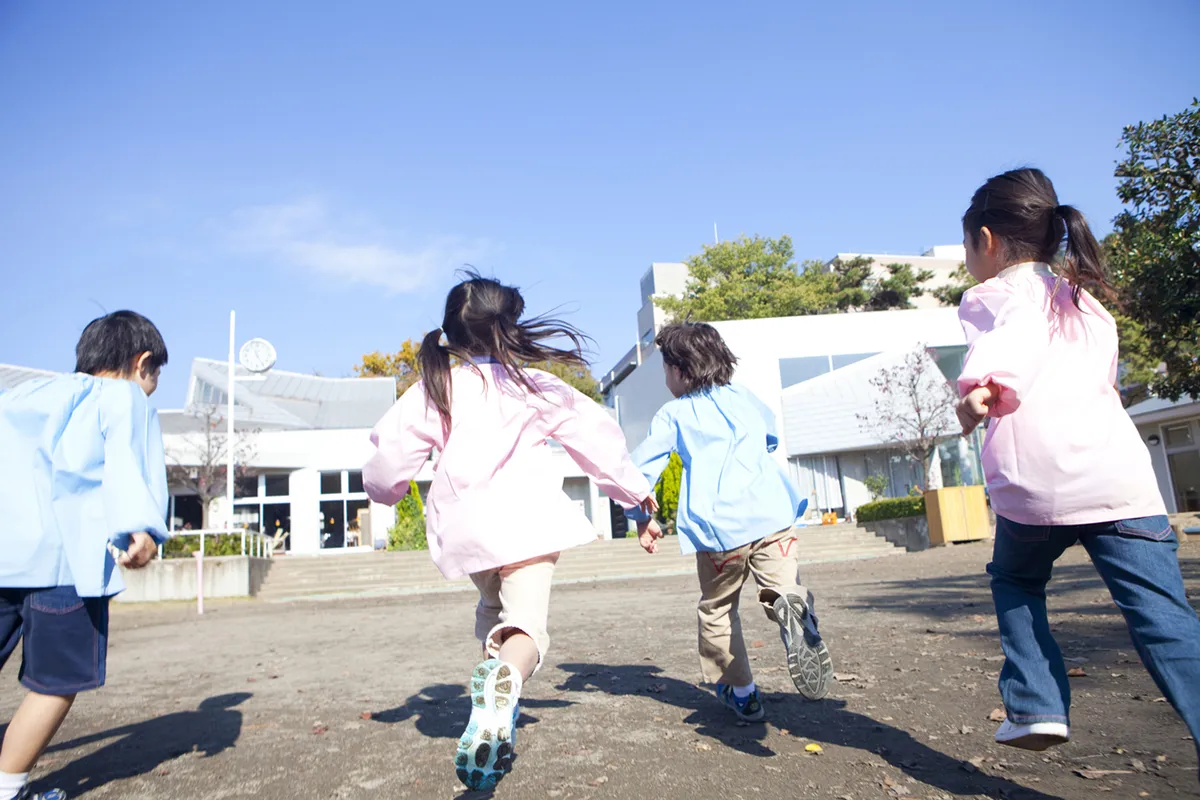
[99,381,170,550]
[363,383,440,506]
[540,376,652,510]
[624,407,678,522]
[957,281,1050,417]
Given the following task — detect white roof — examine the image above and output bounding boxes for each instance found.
[0,364,58,391]
[780,348,958,457]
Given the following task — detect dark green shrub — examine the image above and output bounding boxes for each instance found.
[389,482,428,551]
[855,496,926,523]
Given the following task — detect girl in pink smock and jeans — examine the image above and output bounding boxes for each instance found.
[956,168,1200,769]
[363,273,655,792]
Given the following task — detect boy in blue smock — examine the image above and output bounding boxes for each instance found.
[0,311,170,800]
[627,322,833,721]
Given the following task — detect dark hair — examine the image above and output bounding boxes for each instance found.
[655,322,737,395]
[962,167,1111,308]
[75,310,168,376]
[418,272,591,426]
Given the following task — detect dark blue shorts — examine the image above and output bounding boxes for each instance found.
[0,585,110,695]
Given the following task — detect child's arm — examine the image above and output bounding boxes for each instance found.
[623,409,677,523]
[542,381,654,511]
[100,382,170,561]
[363,384,439,506]
[957,382,999,435]
[957,283,1050,419]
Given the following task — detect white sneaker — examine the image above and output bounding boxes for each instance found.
[995,718,1070,750]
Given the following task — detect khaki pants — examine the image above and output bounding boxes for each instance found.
[696,528,808,687]
[470,553,558,674]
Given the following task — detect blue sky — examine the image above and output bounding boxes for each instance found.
[1,0,1197,407]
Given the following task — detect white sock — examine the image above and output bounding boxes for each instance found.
[732,682,757,698]
[0,771,29,800]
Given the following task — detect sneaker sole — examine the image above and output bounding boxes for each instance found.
[996,732,1069,751]
[719,688,766,722]
[455,659,518,791]
[774,592,833,701]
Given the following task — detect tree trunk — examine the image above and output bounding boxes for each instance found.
[925,449,944,491]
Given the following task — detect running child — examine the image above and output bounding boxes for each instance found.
[955,167,1200,761]
[363,274,655,792]
[1,311,171,800]
[626,322,833,721]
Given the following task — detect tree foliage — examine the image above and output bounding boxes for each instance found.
[933,263,978,307]
[654,236,934,323]
[356,339,601,400]
[388,482,427,551]
[654,452,683,534]
[1107,98,1200,402]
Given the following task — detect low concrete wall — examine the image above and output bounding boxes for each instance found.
[862,516,931,552]
[115,556,273,603]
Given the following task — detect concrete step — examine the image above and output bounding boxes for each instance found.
[254,529,904,601]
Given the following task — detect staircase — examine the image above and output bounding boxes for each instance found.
[255,524,902,603]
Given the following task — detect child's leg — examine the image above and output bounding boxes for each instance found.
[0,585,108,800]
[0,692,75,773]
[469,569,504,661]
[987,518,1077,730]
[1081,520,1200,762]
[484,554,559,681]
[747,528,833,700]
[694,544,754,688]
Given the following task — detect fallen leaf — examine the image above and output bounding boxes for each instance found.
[1152,697,1167,703]
[588,776,609,787]
[805,743,824,754]
[311,724,327,735]
[751,640,766,648]
[1131,759,1147,773]
[695,742,712,752]
[1074,769,1132,780]
[960,725,974,735]
[652,716,665,723]
[1155,755,1168,763]
[1067,667,1088,678]
[988,708,1007,722]
[834,673,861,682]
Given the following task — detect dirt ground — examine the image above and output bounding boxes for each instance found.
[2,540,1198,800]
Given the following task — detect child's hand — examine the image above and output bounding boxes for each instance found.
[957,384,997,435]
[637,519,664,554]
[638,495,659,517]
[119,532,158,569]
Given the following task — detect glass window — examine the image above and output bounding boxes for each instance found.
[779,356,830,390]
[265,473,290,497]
[320,500,346,548]
[640,329,654,348]
[320,471,342,495]
[347,471,365,494]
[234,474,258,499]
[346,499,370,546]
[1164,424,1195,450]
[1168,450,1200,513]
[831,353,876,371]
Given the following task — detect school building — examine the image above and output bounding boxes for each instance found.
[0,358,619,553]
[1126,394,1200,515]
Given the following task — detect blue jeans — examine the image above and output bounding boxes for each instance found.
[989,515,1200,756]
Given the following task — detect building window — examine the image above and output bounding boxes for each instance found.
[265,473,289,497]
[347,471,364,494]
[1164,421,1200,513]
[320,471,342,495]
[234,474,259,499]
[640,329,654,348]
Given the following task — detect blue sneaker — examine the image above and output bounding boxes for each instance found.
[773,590,833,700]
[717,683,765,721]
[455,659,522,791]
[16,789,68,800]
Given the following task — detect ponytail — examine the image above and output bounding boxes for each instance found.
[417,327,454,426]
[1055,205,1113,308]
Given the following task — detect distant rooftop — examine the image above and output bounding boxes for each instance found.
[0,363,58,391]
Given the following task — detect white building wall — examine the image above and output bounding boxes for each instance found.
[289,468,321,554]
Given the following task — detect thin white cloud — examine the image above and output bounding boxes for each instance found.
[226,198,494,293]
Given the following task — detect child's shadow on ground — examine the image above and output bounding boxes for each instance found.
[556,664,1063,800]
[32,692,250,796]
[369,683,573,739]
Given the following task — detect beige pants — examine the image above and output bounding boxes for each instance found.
[470,553,558,674]
[696,528,808,687]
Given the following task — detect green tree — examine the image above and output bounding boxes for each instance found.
[1107,99,1200,401]
[655,239,932,323]
[654,453,682,534]
[933,263,978,307]
[356,339,601,400]
[388,482,427,551]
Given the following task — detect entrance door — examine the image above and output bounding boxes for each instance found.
[263,503,291,552]
[1163,420,1200,513]
[320,500,346,549]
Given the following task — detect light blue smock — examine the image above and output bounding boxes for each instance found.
[0,375,169,597]
[627,383,806,554]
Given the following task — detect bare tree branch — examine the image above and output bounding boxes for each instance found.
[165,405,259,529]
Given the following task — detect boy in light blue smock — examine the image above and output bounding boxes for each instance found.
[0,311,170,800]
[627,322,834,721]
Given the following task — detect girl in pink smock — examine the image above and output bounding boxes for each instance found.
[363,274,655,791]
[956,168,1200,767]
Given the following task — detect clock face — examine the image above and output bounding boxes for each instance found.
[239,338,277,373]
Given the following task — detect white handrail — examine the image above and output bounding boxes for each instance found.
[162,528,278,559]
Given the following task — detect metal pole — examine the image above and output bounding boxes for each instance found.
[196,532,205,615]
[227,311,240,555]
